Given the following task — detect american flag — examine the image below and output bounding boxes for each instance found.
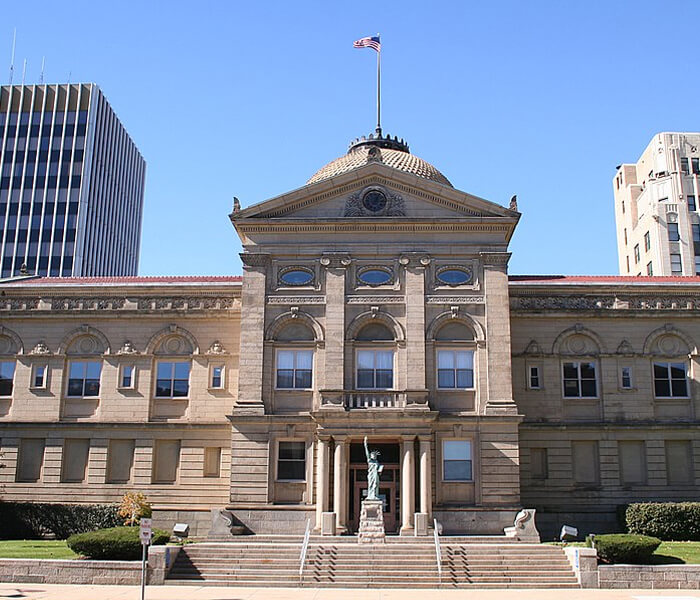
[353,36,381,52]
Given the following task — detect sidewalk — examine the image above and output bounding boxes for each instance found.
[1,585,700,600]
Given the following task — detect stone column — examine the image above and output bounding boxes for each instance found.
[333,435,348,533]
[315,436,330,530]
[419,436,432,518]
[320,253,350,393]
[479,252,517,415]
[400,254,429,394]
[235,252,269,415]
[400,436,416,535]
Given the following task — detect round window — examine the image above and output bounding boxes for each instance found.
[437,268,472,286]
[358,269,392,286]
[279,269,314,286]
[362,190,388,212]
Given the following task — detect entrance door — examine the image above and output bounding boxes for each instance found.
[348,442,400,534]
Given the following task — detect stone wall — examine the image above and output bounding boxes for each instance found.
[0,558,142,585]
[599,565,700,589]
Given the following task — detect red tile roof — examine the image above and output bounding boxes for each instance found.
[509,275,700,283]
[0,275,242,285]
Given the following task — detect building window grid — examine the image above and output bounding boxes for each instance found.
[644,231,651,252]
[443,440,473,482]
[653,362,689,398]
[633,244,640,264]
[66,360,101,398]
[31,364,48,389]
[356,349,394,389]
[620,366,633,389]
[276,350,313,389]
[277,441,306,481]
[689,195,697,211]
[155,361,190,398]
[671,253,682,274]
[437,349,474,389]
[528,365,541,389]
[562,361,598,398]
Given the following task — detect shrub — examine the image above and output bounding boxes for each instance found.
[625,502,700,541]
[589,533,661,564]
[67,526,169,560]
[118,492,152,526]
[0,502,121,540]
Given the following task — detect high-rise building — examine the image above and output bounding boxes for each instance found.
[0,83,145,278]
[614,132,700,276]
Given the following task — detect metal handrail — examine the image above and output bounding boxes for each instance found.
[298,518,311,583]
[433,518,442,583]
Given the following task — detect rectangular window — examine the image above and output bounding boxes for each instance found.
[153,440,180,483]
[562,362,597,398]
[357,350,393,389]
[276,350,312,389]
[620,366,632,389]
[530,448,548,479]
[67,361,101,397]
[528,365,541,389]
[633,244,640,263]
[572,441,599,485]
[681,157,689,174]
[277,441,305,481]
[668,223,680,242]
[689,195,697,211]
[210,365,224,389]
[666,440,693,484]
[106,439,135,483]
[693,158,700,174]
[0,361,16,396]
[61,438,90,483]
[619,441,647,485]
[644,231,651,251]
[437,350,474,389]
[647,262,653,276]
[31,364,48,389]
[119,365,135,389]
[653,362,689,398]
[204,447,222,478]
[625,256,630,273]
[671,253,682,273]
[155,361,190,398]
[693,224,700,243]
[16,438,45,482]
[443,440,473,481]
[624,228,627,245]
[695,256,700,275]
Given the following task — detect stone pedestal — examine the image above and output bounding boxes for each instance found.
[321,511,336,536]
[358,499,385,544]
[414,512,429,536]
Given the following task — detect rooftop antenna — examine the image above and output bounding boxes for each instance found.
[21,58,26,85]
[40,56,45,84]
[8,28,16,84]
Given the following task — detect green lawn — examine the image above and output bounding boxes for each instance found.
[651,541,700,565]
[0,540,78,559]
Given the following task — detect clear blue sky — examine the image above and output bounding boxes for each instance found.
[4,0,700,276]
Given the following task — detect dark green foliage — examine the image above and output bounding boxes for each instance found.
[0,502,121,540]
[616,504,630,531]
[625,503,700,541]
[67,526,169,560]
[589,533,661,564]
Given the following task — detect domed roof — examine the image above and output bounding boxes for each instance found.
[307,131,452,188]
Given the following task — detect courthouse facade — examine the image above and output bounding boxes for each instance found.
[0,133,698,537]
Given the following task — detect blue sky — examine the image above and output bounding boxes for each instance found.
[4,0,700,276]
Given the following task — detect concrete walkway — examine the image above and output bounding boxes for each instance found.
[1,585,699,600]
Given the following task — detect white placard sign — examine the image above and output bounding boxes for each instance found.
[139,518,152,544]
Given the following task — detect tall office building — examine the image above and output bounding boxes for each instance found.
[614,132,700,276]
[0,83,145,278]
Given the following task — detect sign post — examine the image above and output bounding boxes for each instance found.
[139,518,152,600]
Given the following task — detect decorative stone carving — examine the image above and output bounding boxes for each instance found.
[650,334,690,357]
[509,194,518,211]
[370,306,379,318]
[320,253,352,268]
[347,296,403,304]
[267,296,325,305]
[524,340,543,355]
[450,305,460,319]
[239,252,270,268]
[399,253,431,267]
[0,298,39,310]
[512,294,700,311]
[616,340,634,355]
[30,341,51,355]
[290,306,299,319]
[357,499,386,544]
[51,297,125,310]
[366,146,382,163]
[343,186,405,217]
[479,252,511,266]
[117,340,138,355]
[426,296,484,304]
[136,297,237,310]
[504,509,540,541]
[207,340,227,355]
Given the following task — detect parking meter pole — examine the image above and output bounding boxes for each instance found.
[141,541,147,600]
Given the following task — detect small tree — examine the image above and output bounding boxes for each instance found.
[118,492,151,526]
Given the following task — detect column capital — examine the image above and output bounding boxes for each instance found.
[320,252,352,268]
[401,434,417,444]
[332,434,349,444]
[417,435,433,444]
[240,252,270,269]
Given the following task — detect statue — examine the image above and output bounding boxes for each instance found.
[364,436,383,501]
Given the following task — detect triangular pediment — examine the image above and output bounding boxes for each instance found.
[232,162,518,222]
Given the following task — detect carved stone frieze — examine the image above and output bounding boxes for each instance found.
[346,295,404,304]
[0,298,40,310]
[426,296,484,304]
[512,295,700,311]
[267,296,325,305]
[136,297,237,310]
[50,297,126,310]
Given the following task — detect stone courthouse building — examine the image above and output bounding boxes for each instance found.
[0,132,698,538]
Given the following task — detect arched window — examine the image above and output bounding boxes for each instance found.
[62,329,109,399]
[149,329,196,399]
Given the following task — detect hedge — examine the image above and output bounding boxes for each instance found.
[625,502,700,541]
[67,526,170,560]
[589,533,661,564]
[0,502,121,540]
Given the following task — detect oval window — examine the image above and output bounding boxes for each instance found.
[437,268,472,286]
[358,269,392,286]
[280,269,314,286]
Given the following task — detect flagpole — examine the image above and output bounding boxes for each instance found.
[376,34,381,134]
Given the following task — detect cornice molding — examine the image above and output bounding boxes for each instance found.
[0,295,240,312]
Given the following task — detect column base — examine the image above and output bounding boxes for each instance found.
[399,525,415,536]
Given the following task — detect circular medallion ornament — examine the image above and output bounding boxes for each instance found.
[362,190,387,213]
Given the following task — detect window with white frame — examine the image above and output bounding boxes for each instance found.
[31,364,48,389]
[653,362,689,398]
[210,364,224,389]
[528,365,541,389]
[0,360,15,396]
[67,361,101,397]
[562,361,597,398]
[356,350,393,389]
[277,441,306,481]
[276,350,312,389]
[443,440,473,481]
[118,365,135,389]
[620,366,633,390]
[437,349,474,389]
[155,361,190,398]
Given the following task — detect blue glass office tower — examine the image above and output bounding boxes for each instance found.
[0,84,145,277]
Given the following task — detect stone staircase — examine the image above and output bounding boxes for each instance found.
[167,537,580,588]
